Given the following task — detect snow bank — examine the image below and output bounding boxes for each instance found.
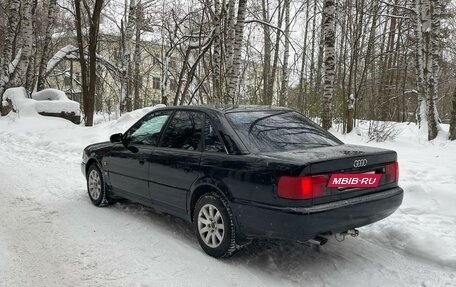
[0,104,166,155]
[2,87,80,117]
[333,120,456,268]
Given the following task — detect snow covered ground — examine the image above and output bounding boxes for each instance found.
[0,109,455,287]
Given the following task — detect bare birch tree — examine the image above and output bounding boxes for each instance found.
[226,0,248,101]
[415,0,441,139]
[133,0,143,110]
[120,0,136,112]
[278,0,290,106]
[0,0,21,98]
[36,0,58,91]
[321,0,335,130]
[427,0,442,140]
[11,0,35,89]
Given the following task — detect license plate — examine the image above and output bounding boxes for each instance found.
[327,173,382,188]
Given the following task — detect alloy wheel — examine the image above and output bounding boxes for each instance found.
[88,169,102,200]
[197,204,225,248]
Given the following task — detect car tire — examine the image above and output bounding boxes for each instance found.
[86,164,110,207]
[193,193,238,258]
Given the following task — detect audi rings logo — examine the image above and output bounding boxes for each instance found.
[353,158,368,168]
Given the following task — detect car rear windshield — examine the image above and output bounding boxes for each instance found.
[226,110,342,153]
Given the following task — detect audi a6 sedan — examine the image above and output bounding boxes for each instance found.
[81,105,403,258]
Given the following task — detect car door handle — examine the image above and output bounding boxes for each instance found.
[183,167,191,173]
[139,160,145,165]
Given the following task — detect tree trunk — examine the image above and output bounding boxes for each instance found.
[415,0,427,127]
[279,0,290,106]
[346,0,365,133]
[261,0,272,105]
[120,0,136,112]
[266,1,284,105]
[36,0,57,91]
[25,0,39,92]
[133,1,142,110]
[315,7,325,101]
[0,0,21,99]
[321,0,335,130]
[449,84,456,140]
[427,0,441,140]
[12,0,34,88]
[423,0,433,132]
[74,0,90,124]
[336,0,348,127]
[226,0,247,101]
[298,2,311,112]
[211,0,223,103]
[74,0,104,126]
[174,48,191,105]
[379,6,397,121]
[224,0,236,74]
[309,0,318,94]
[87,0,104,126]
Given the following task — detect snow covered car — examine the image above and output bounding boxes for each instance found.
[81,105,403,258]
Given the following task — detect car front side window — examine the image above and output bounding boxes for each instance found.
[126,111,171,145]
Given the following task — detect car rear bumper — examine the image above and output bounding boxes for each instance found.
[231,186,403,241]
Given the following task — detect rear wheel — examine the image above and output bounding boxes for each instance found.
[87,164,110,207]
[193,193,238,258]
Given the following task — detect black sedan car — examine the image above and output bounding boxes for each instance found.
[81,105,403,258]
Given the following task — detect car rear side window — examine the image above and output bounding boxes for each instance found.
[226,111,342,153]
[204,118,226,153]
[159,111,203,151]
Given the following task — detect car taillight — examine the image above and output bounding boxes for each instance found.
[278,175,329,200]
[384,162,399,183]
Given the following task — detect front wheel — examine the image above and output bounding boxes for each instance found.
[193,193,238,258]
[86,164,110,207]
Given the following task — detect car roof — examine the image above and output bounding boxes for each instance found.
[156,105,293,115]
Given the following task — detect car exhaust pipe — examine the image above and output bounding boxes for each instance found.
[308,235,328,246]
[335,228,360,242]
[346,228,359,237]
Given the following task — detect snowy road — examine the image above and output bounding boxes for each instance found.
[1,114,455,286]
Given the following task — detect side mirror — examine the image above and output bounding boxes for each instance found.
[110,133,123,143]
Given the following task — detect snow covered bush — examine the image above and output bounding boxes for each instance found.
[367,121,399,142]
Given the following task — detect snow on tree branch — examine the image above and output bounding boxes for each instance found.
[46,45,79,73]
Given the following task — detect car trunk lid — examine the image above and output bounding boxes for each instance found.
[259,144,398,204]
